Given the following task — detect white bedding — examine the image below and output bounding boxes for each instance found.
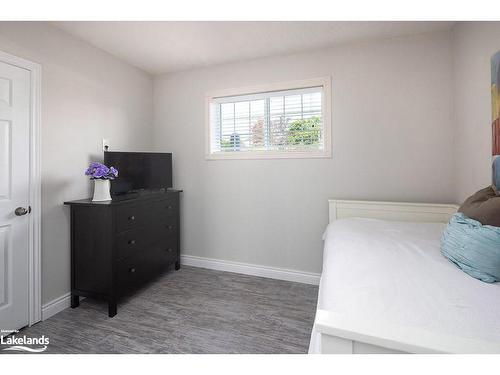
[309,218,500,353]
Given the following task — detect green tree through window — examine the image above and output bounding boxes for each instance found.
[287,116,321,146]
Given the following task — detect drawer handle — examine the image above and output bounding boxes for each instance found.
[166,225,173,230]
[128,215,135,221]
[129,268,136,273]
[128,240,136,245]
[166,205,173,210]
[166,248,173,253]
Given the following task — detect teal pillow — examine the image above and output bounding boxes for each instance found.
[441,213,500,283]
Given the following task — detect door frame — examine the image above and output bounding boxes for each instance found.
[0,50,42,326]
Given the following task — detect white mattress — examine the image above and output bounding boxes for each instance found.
[309,218,500,353]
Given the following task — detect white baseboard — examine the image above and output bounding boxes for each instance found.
[41,292,71,321]
[181,255,320,285]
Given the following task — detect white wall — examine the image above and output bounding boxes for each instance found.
[0,22,469,304]
[0,22,154,304]
[452,22,500,202]
[153,31,455,274]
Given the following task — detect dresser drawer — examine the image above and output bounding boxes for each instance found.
[148,229,178,259]
[116,256,147,293]
[158,233,177,256]
[147,236,178,270]
[154,197,179,218]
[161,221,178,234]
[114,204,148,233]
[156,245,177,266]
[115,224,178,261]
[115,227,148,261]
[117,237,177,293]
[115,197,178,233]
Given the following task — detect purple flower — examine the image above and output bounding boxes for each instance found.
[85,162,119,180]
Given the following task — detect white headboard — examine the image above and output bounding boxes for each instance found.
[329,200,459,224]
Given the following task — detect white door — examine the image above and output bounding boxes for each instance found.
[0,60,31,331]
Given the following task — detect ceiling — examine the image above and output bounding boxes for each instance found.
[53,21,454,75]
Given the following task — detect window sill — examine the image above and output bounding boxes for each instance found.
[205,150,332,160]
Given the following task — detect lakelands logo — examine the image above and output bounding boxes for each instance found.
[1,330,49,353]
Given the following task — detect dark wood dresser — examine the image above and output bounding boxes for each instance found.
[64,189,182,317]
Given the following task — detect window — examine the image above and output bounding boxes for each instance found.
[206,77,331,159]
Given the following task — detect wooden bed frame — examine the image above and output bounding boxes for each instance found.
[314,199,500,354]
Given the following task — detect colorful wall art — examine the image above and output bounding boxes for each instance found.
[491,51,500,191]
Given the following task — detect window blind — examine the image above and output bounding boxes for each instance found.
[209,86,324,154]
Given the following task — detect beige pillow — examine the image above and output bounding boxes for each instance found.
[458,186,500,227]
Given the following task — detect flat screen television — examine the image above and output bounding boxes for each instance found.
[104,151,172,195]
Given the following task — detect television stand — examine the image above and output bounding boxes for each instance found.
[64,189,182,317]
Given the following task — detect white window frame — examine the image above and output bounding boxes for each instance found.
[205,76,332,160]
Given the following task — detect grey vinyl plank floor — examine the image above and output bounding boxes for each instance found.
[17,266,318,354]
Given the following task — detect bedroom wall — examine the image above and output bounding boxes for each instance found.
[0,22,154,305]
[452,22,500,202]
[153,30,454,275]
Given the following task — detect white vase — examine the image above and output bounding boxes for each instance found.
[92,179,112,202]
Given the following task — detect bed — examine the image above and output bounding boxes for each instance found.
[309,200,500,354]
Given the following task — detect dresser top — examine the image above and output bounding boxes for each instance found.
[64,188,182,206]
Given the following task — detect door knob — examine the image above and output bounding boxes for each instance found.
[15,207,28,216]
